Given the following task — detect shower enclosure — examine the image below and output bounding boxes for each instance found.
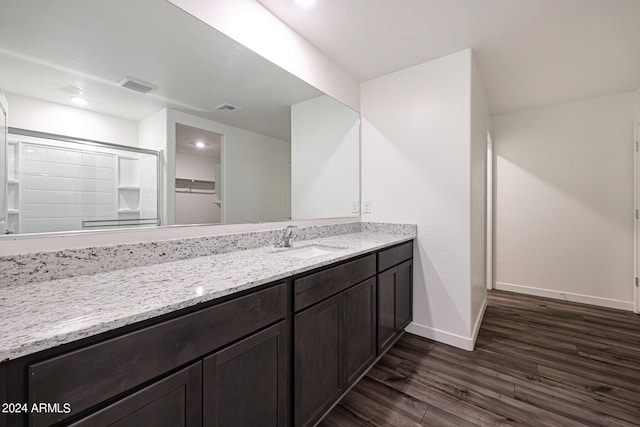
[6,129,160,234]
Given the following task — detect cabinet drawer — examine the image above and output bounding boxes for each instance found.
[294,254,376,311]
[28,283,286,427]
[377,241,413,272]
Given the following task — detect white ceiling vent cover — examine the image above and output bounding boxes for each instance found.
[216,103,241,112]
[117,77,158,94]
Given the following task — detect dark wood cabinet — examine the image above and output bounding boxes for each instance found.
[293,263,377,427]
[294,255,376,311]
[27,283,287,427]
[344,278,376,386]
[294,294,343,427]
[377,242,413,354]
[377,266,398,353]
[14,283,286,427]
[0,366,6,427]
[396,259,413,330]
[203,321,288,427]
[69,363,202,427]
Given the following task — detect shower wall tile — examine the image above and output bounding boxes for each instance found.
[24,190,47,204]
[24,145,45,161]
[19,144,118,234]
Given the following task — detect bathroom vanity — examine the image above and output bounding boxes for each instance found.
[0,228,414,427]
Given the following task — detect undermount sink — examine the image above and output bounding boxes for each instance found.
[275,244,343,259]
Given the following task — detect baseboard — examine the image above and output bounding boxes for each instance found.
[470,297,487,347]
[405,322,475,351]
[494,282,634,311]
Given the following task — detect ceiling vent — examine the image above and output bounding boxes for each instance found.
[117,77,158,94]
[216,103,241,112]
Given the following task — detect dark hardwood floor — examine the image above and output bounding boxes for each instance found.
[319,290,640,426]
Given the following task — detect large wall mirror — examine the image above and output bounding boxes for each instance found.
[0,0,360,236]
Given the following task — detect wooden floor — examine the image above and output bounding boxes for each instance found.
[319,290,640,427]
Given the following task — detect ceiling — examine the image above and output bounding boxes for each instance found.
[0,0,322,141]
[256,0,640,115]
[176,123,222,158]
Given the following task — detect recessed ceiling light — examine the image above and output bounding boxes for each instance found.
[70,96,88,106]
[195,141,205,149]
[295,0,315,6]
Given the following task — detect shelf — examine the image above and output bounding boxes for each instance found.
[118,186,140,190]
[117,209,141,213]
[175,177,215,183]
[7,209,19,214]
[175,178,215,194]
[8,179,19,185]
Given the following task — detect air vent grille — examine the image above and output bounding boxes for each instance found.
[117,77,158,94]
[216,103,241,112]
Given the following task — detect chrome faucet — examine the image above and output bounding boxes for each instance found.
[275,225,298,248]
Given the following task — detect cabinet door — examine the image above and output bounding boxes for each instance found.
[396,260,413,330]
[294,295,342,427]
[69,363,202,427]
[344,277,376,386]
[377,267,397,354]
[203,321,288,427]
[0,365,6,427]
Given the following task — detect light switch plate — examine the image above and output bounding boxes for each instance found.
[352,200,360,213]
[363,200,371,213]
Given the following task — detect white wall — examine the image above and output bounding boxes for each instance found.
[167,0,359,111]
[470,57,489,338]
[138,108,169,224]
[291,95,359,219]
[492,92,635,310]
[175,150,217,181]
[6,93,138,147]
[223,126,290,224]
[634,88,640,123]
[361,49,483,350]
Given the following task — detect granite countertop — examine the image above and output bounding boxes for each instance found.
[0,231,414,362]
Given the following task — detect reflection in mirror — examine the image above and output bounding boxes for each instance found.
[0,0,360,236]
[6,129,160,234]
[175,124,222,225]
[0,91,7,234]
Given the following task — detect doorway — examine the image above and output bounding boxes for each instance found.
[174,123,222,225]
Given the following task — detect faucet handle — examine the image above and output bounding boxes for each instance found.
[275,225,299,247]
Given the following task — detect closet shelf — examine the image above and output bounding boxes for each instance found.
[175,178,215,194]
[118,185,140,190]
[175,177,215,183]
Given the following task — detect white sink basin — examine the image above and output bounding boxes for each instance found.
[275,244,343,259]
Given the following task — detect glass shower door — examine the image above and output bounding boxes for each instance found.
[0,90,7,234]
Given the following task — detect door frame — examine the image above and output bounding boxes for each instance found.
[0,90,8,234]
[486,131,494,290]
[167,111,226,225]
[635,122,640,313]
